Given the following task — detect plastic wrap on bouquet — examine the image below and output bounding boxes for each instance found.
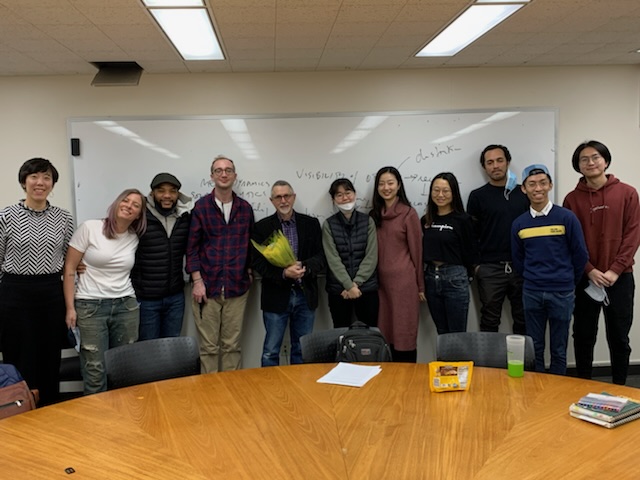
[251,230,297,268]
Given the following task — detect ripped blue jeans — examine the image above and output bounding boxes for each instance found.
[76,296,139,394]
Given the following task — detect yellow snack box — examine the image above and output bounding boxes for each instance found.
[428,361,474,392]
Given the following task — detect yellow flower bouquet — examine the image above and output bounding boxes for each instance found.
[252,230,297,268]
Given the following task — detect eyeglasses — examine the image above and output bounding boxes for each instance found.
[524,179,550,189]
[272,194,293,202]
[432,188,451,195]
[212,168,235,176]
[579,154,602,165]
[334,190,354,200]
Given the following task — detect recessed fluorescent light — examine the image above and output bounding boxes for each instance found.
[416,2,528,57]
[143,0,203,6]
[143,1,224,60]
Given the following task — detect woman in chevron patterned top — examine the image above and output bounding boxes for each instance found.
[0,158,74,405]
[63,189,147,394]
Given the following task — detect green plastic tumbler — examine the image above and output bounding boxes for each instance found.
[506,335,525,378]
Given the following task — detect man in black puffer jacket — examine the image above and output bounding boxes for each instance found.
[132,173,192,340]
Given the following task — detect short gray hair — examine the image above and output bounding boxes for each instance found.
[271,180,294,196]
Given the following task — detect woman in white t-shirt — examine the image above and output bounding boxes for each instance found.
[63,189,147,394]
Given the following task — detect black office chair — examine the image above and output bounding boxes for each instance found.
[436,332,536,371]
[300,328,348,363]
[105,336,200,390]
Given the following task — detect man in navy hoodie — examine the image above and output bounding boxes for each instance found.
[511,164,588,374]
[564,141,640,385]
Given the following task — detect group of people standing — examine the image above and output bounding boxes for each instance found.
[323,140,639,385]
[0,139,637,404]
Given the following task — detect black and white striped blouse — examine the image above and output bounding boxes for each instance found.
[0,201,74,276]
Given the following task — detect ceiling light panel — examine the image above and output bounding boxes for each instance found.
[416,2,529,57]
[143,1,224,61]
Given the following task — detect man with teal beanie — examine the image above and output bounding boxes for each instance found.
[511,164,588,374]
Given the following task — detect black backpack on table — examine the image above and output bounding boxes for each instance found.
[335,321,392,362]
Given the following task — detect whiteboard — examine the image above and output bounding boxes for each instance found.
[69,110,556,224]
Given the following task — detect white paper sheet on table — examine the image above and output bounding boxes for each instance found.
[316,362,382,387]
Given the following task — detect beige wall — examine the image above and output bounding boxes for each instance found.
[1,65,639,367]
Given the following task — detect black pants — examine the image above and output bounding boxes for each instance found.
[328,290,379,328]
[475,263,526,335]
[0,273,65,405]
[573,273,634,385]
[391,345,417,363]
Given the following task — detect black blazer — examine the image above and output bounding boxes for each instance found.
[252,212,326,313]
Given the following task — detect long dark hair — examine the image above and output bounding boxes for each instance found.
[423,172,465,227]
[369,166,411,227]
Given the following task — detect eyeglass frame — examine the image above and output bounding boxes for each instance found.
[271,193,294,202]
[578,153,603,165]
[211,167,236,176]
[333,190,355,201]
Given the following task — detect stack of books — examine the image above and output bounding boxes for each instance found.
[569,392,640,429]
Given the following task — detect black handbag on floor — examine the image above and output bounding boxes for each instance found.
[335,321,392,363]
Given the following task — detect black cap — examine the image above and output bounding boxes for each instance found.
[150,173,181,190]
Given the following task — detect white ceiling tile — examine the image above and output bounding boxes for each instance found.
[185,61,231,73]
[384,21,441,37]
[1,0,72,8]
[395,2,466,23]
[214,6,276,24]
[274,58,318,71]
[225,36,275,50]
[330,21,389,37]
[225,47,274,60]
[41,61,96,74]
[8,5,89,25]
[75,6,149,25]
[326,35,379,49]
[276,23,332,38]
[335,4,405,23]
[0,1,637,75]
[137,60,189,74]
[275,48,323,60]
[276,0,336,6]
[219,23,275,37]
[229,59,275,71]
[276,36,327,49]
[276,5,340,23]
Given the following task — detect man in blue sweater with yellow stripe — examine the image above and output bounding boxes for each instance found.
[511,164,588,375]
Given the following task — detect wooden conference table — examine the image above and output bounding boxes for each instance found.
[1,363,640,480]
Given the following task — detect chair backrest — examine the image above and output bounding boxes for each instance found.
[300,328,348,363]
[436,332,536,371]
[105,336,200,390]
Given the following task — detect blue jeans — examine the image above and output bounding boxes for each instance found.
[76,296,140,394]
[261,288,315,367]
[522,289,575,375]
[138,291,185,340]
[425,264,470,334]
